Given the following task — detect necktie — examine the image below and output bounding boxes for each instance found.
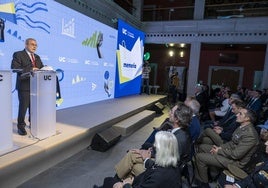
[31,53,36,67]
[247,98,255,108]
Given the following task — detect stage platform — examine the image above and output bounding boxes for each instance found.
[0,94,166,187]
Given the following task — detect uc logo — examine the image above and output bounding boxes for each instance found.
[44,75,51,80]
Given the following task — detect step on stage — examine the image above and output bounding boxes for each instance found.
[0,94,166,187]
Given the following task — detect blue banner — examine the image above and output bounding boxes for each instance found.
[114,19,145,98]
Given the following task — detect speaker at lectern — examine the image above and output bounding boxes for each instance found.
[0,70,13,152]
[30,70,56,139]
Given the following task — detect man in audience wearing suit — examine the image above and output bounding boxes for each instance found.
[193,107,259,188]
[203,93,241,130]
[113,103,192,180]
[11,38,44,135]
[197,100,246,146]
[247,90,262,115]
[184,96,201,143]
[143,97,200,147]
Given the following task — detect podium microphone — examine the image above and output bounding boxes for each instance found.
[20,71,33,79]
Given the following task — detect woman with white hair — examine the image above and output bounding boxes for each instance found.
[96,131,182,188]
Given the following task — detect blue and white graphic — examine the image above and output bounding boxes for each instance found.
[114,19,145,98]
[15,1,50,34]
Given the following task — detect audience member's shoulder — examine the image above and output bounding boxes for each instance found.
[239,123,259,136]
[247,123,259,131]
[246,124,260,138]
[174,128,189,137]
[13,49,25,55]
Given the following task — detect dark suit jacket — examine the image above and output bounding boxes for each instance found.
[142,128,191,163]
[173,128,192,163]
[220,119,240,142]
[128,165,181,188]
[218,108,234,126]
[248,98,262,114]
[195,91,209,113]
[103,163,181,188]
[11,49,44,91]
[189,115,201,142]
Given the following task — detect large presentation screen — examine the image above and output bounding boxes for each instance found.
[114,19,145,98]
[0,0,117,117]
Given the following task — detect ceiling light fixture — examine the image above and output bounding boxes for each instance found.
[180,43,186,48]
[179,51,184,58]
[169,50,174,57]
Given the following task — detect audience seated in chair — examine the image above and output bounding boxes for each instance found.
[111,103,192,181]
[202,93,241,129]
[209,91,231,122]
[197,100,246,147]
[193,107,259,188]
[246,90,263,115]
[184,96,201,143]
[145,97,201,146]
[218,118,268,187]
[94,131,182,188]
[221,140,268,188]
[143,98,200,186]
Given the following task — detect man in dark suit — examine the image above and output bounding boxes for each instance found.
[142,97,200,148]
[194,108,259,188]
[11,38,44,135]
[113,103,192,180]
[202,93,241,131]
[247,90,262,115]
[197,100,246,146]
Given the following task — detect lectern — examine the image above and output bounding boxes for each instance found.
[30,71,56,139]
[0,70,13,152]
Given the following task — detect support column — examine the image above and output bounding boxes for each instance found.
[187,42,201,96]
[133,0,143,21]
[194,0,205,20]
[261,44,268,89]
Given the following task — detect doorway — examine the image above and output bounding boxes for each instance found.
[208,66,244,93]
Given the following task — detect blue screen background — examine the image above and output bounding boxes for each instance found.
[0,0,119,117]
